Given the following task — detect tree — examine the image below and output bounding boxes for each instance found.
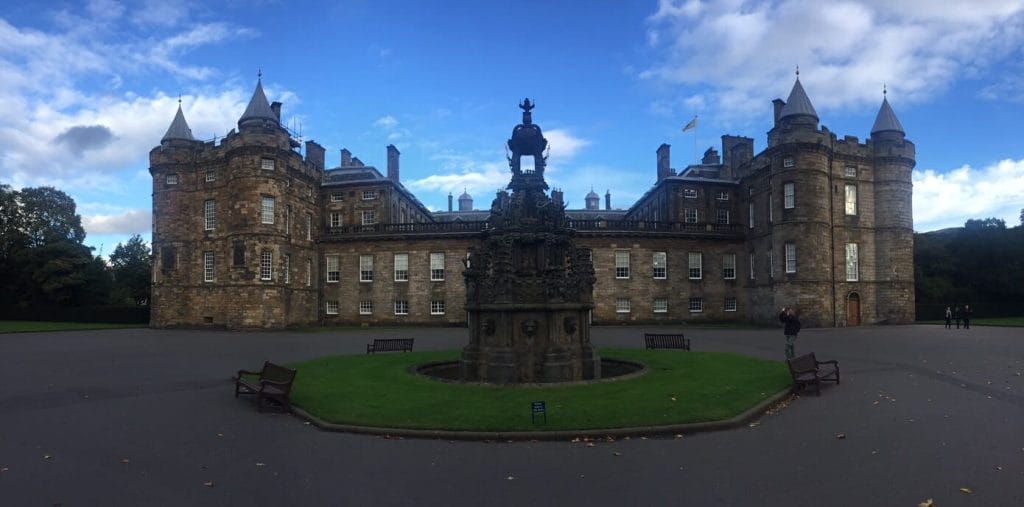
[18,186,86,248]
[109,234,152,306]
[1020,207,1023,227]
[0,185,27,306]
[964,217,1006,230]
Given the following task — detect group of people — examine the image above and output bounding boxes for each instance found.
[944,305,973,329]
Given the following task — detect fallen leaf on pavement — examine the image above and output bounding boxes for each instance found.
[507,476,514,480]
[256,462,266,467]
[612,452,621,456]
[918,499,933,507]
[204,481,214,487]
[121,459,130,464]
[585,442,595,448]
[836,433,847,439]
[960,487,973,494]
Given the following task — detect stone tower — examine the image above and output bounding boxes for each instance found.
[460,99,599,383]
[149,78,324,328]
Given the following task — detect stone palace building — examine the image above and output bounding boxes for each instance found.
[149,76,915,329]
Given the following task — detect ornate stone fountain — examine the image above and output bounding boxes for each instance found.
[459,99,600,383]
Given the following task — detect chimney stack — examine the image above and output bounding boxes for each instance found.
[270,101,282,122]
[657,144,671,182]
[605,190,611,210]
[772,99,785,126]
[340,149,352,167]
[448,193,453,212]
[387,144,400,181]
[305,140,325,170]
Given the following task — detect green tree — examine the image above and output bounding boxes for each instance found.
[19,186,86,247]
[964,217,1006,230]
[0,185,27,306]
[109,234,152,306]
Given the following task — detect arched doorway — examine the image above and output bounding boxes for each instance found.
[847,292,861,326]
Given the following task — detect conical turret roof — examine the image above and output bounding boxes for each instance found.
[586,189,599,199]
[779,78,819,122]
[238,78,277,126]
[871,95,904,135]
[161,103,194,142]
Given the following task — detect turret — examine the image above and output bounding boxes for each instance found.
[459,189,473,211]
[585,189,600,210]
[238,76,279,130]
[777,73,819,130]
[161,102,195,146]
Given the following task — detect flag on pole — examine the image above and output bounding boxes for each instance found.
[682,116,697,132]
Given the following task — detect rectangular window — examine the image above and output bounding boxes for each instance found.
[326,300,339,315]
[326,254,339,283]
[784,182,795,209]
[165,174,178,185]
[283,254,291,284]
[330,212,343,228]
[653,298,668,313]
[768,191,773,223]
[614,251,630,279]
[684,208,698,223]
[845,166,857,178]
[394,300,409,315]
[724,297,737,312]
[430,252,445,281]
[261,196,275,224]
[359,255,374,282]
[716,191,729,201]
[285,205,292,234]
[306,213,312,240]
[615,298,631,313]
[688,252,702,280]
[768,249,773,278]
[233,242,245,266]
[748,202,755,229]
[723,253,736,279]
[683,188,698,199]
[203,251,214,282]
[749,251,756,280]
[846,243,859,281]
[330,193,344,202]
[785,242,797,273]
[783,157,794,168]
[204,199,215,231]
[205,170,216,182]
[431,300,446,315]
[689,297,703,313]
[306,259,312,287]
[652,252,667,279]
[261,158,275,171]
[845,184,858,215]
[260,250,272,281]
[362,190,377,200]
[394,253,409,281]
[716,209,730,225]
[362,210,376,225]
[359,300,373,315]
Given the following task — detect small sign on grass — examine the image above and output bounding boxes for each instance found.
[531,401,547,424]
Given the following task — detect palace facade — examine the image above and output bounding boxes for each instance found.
[149,77,915,329]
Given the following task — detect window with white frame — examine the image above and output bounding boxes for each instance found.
[362,190,377,200]
[165,174,178,185]
[689,297,703,312]
[716,209,730,225]
[260,196,275,224]
[784,182,795,209]
[261,158,275,171]
[724,297,737,312]
[306,259,312,286]
[846,243,859,281]
[359,255,374,282]
[785,242,797,273]
[393,253,409,281]
[306,214,312,240]
[325,300,339,315]
[362,210,376,225]
[260,250,272,281]
[359,300,373,315]
[748,202,755,228]
[783,157,794,168]
[430,252,445,281]
[284,254,291,284]
[723,253,736,279]
[845,184,858,215]
[716,191,729,201]
[684,208,698,223]
[683,188,698,199]
[329,212,343,228]
[394,300,409,315]
[614,251,630,279]
[330,193,344,202]
[652,252,666,279]
[768,191,773,223]
[430,300,445,315]
[749,251,756,280]
[285,205,292,233]
[615,297,631,313]
[326,254,339,282]
[653,298,668,313]
[203,251,214,282]
[688,252,702,279]
[204,199,215,231]
[205,170,216,182]
[845,166,857,178]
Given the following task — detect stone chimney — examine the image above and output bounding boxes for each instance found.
[605,190,611,210]
[340,149,352,167]
[702,147,720,165]
[305,141,325,170]
[551,189,564,207]
[772,99,785,127]
[657,144,671,182]
[270,101,282,122]
[448,193,453,212]
[387,144,400,181]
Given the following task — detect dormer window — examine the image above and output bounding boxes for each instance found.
[783,157,794,168]
[362,190,377,200]
[330,193,344,202]
[165,174,178,185]
[845,166,857,178]
[683,188,697,199]
[261,158,275,171]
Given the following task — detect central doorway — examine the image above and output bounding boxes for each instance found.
[846,292,861,326]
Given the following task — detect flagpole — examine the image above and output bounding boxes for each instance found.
[693,115,698,165]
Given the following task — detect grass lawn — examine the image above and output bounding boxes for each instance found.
[0,321,145,333]
[288,348,791,432]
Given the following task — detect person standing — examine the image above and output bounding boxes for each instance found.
[954,306,962,329]
[779,307,801,360]
[944,306,952,329]
[962,304,972,329]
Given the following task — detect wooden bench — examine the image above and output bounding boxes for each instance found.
[786,352,840,396]
[366,338,414,354]
[234,361,297,412]
[644,333,690,350]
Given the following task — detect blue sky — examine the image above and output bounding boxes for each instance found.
[2,0,1023,256]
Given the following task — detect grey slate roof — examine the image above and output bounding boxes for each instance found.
[779,78,819,121]
[586,189,599,199]
[871,97,905,134]
[238,79,277,125]
[161,105,194,142]
[459,191,472,200]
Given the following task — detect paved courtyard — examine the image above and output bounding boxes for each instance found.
[2,324,1022,506]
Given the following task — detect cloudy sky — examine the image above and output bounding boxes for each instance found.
[2,0,1023,255]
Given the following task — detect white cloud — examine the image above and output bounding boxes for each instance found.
[542,129,590,162]
[643,0,1024,120]
[82,208,151,235]
[913,158,1024,231]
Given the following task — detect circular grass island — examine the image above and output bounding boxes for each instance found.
[286,348,792,438]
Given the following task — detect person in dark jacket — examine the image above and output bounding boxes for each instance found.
[779,307,801,360]
[954,306,962,329]
[962,304,972,329]
[944,306,952,329]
